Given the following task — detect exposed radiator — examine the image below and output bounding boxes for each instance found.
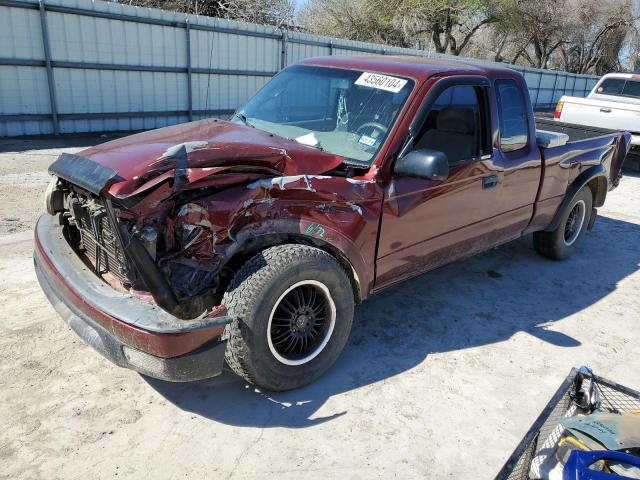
[71,197,131,286]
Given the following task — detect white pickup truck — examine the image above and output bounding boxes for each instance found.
[554,73,640,149]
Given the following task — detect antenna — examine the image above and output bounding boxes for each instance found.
[204,19,215,120]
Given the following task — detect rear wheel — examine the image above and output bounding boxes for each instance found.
[222,245,354,391]
[534,187,593,260]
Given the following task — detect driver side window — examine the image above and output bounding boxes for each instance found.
[414,85,488,165]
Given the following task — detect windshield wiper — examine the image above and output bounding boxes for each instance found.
[233,112,253,127]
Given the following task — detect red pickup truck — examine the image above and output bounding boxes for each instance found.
[34,56,629,390]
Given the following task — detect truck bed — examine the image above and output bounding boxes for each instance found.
[535,116,630,192]
[535,116,622,143]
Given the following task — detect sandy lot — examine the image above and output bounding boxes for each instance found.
[1,136,639,480]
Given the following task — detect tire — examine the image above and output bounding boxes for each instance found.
[534,187,593,260]
[222,245,354,391]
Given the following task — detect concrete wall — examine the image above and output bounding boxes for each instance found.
[0,0,599,137]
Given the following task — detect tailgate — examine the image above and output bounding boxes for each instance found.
[558,97,640,135]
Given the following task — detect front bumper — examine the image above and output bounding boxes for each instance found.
[34,214,233,382]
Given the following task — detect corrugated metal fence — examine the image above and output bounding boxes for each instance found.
[0,0,599,137]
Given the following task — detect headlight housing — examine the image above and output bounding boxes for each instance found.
[44,177,64,215]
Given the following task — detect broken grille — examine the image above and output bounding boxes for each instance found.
[72,198,131,286]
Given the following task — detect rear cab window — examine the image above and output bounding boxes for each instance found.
[622,80,640,97]
[597,78,626,95]
[495,79,528,152]
[595,77,640,98]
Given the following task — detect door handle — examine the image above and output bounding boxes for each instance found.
[482,175,498,189]
[600,108,612,113]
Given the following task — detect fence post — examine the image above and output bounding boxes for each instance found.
[533,71,542,109]
[38,0,59,135]
[280,29,287,70]
[584,76,591,97]
[550,71,559,108]
[185,19,193,121]
[329,41,333,56]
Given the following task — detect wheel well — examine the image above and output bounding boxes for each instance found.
[586,175,607,208]
[221,234,362,304]
[545,171,607,233]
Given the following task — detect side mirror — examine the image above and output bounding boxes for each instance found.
[394,149,449,181]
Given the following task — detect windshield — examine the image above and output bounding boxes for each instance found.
[233,65,414,165]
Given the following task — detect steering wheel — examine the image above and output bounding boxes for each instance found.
[355,122,388,137]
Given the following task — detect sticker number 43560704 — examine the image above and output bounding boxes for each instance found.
[355,72,408,93]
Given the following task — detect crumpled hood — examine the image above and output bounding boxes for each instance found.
[72,119,345,198]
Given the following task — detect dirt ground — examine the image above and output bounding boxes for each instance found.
[1,135,639,480]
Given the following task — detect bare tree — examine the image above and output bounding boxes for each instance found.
[300,0,499,55]
[490,0,568,69]
[560,0,634,74]
[112,0,295,27]
[390,0,500,55]
[298,0,411,46]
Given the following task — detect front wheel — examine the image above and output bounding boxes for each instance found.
[222,245,354,391]
[534,187,593,260]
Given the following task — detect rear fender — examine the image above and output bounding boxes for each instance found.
[544,164,607,232]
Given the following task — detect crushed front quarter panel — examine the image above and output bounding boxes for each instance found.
[184,173,383,298]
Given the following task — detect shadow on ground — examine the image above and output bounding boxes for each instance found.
[146,215,640,428]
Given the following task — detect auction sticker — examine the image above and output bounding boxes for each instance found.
[355,72,408,93]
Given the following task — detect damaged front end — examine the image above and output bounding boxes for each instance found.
[161,202,222,300]
[45,160,230,320]
[45,154,192,318]
[44,120,351,320]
